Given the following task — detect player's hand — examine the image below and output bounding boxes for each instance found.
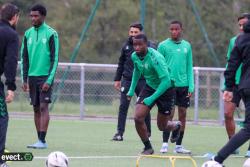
[22,83,29,92]
[114,81,121,91]
[42,83,50,92]
[143,97,152,106]
[187,92,192,97]
[5,90,14,103]
[223,91,233,102]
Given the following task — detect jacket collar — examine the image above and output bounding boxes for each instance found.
[34,22,46,30]
[0,19,15,30]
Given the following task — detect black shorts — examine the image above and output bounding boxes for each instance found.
[232,86,241,107]
[28,76,52,106]
[174,87,190,108]
[136,84,175,115]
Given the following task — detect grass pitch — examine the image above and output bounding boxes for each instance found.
[5,118,249,167]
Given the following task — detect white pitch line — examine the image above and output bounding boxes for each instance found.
[34,155,247,159]
[35,156,137,159]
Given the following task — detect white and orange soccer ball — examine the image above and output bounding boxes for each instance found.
[46,151,69,167]
[201,160,223,167]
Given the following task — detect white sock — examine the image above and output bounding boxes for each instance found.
[176,145,181,148]
[162,143,168,146]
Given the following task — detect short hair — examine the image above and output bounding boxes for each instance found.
[0,3,19,21]
[130,22,143,31]
[170,20,183,28]
[134,34,148,43]
[30,4,47,16]
[238,13,250,21]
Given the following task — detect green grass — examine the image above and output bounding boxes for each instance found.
[4,118,249,167]
[8,100,227,121]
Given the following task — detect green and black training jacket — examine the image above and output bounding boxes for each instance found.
[21,22,59,85]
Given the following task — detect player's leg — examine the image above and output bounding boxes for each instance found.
[39,102,50,144]
[134,84,155,154]
[37,77,53,148]
[33,106,40,139]
[160,107,175,153]
[224,101,239,155]
[0,97,8,165]
[135,80,151,137]
[112,80,131,141]
[214,90,250,164]
[225,87,241,154]
[174,87,191,154]
[174,106,191,154]
[156,87,181,143]
[28,77,51,149]
[157,112,181,140]
[134,103,153,154]
[224,102,236,139]
[27,77,44,148]
[144,114,151,137]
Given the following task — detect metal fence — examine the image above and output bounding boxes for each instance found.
[10,63,243,124]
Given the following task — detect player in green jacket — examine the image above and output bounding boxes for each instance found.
[127,34,181,155]
[21,4,59,149]
[158,20,194,154]
[223,13,250,156]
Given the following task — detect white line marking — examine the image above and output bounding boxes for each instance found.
[34,155,246,159]
[35,156,137,159]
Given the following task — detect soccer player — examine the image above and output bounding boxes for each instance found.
[21,4,59,149]
[223,13,250,156]
[212,19,250,165]
[0,3,19,166]
[112,23,153,141]
[127,34,181,155]
[157,20,194,154]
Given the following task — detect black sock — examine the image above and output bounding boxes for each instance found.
[37,131,41,140]
[214,155,224,164]
[39,131,47,143]
[163,131,170,143]
[176,131,184,145]
[143,140,152,150]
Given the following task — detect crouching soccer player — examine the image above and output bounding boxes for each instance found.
[127,34,181,154]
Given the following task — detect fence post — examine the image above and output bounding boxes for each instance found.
[219,73,224,125]
[194,68,199,124]
[80,64,85,120]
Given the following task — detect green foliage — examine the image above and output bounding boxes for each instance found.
[1,0,250,66]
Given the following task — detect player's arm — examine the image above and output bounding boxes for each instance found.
[127,66,141,99]
[226,38,235,61]
[114,47,126,90]
[20,36,29,87]
[187,45,194,95]
[143,55,171,106]
[5,33,18,103]
[224,40,242,92]
[143,75,171,106]
[157,43,165,57]
[222,39,234,91]
[44,32,59,90]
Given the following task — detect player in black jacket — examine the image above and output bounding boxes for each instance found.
[112,23,155,141]
[0,3,19,166]
[212,20,250,165]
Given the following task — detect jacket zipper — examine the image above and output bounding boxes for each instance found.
[35,28,38,42]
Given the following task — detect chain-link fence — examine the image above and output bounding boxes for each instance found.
[8,63,243,124]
